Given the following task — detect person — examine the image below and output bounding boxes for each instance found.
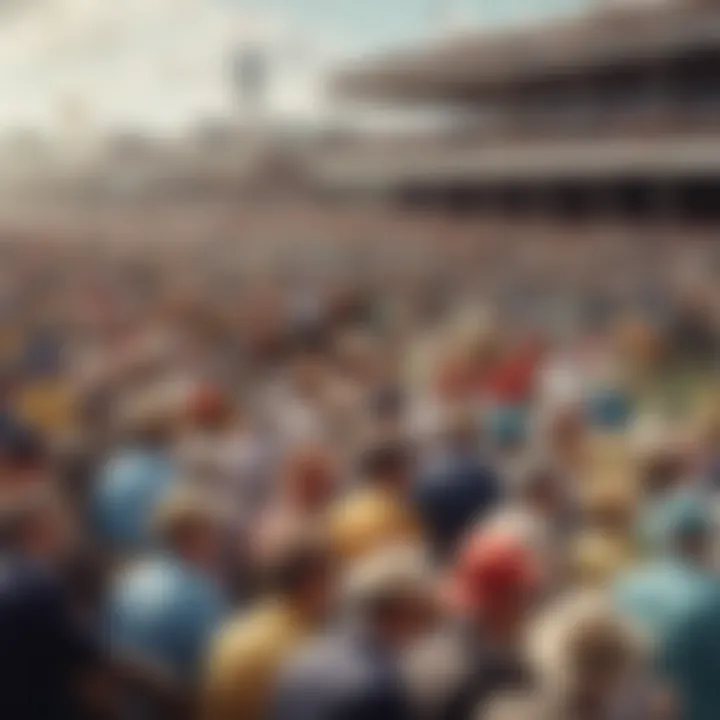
[484,459,577,590]
[0,490,106,720]
[414,408,502,557]
[174,384,238,483]
[614,490,716,642]
[693,403,720,491]
[203,528,334,720]
[489,593,666,720]
[0,420,50,500]
[176,384,274,541]
[659,577,720,720]
[263,347,330,445]
[570,484,637,589]
[632,427,691,557]
[331,441,422,563]
[92,400,175,554]
[484,404,529,460]
[540,401,589,486]
[272,544,435,720]
[16,364,77,443]
[404,531,538,720]
[254,442,338,565]
[108,486,228,700]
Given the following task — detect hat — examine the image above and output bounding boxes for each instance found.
[343,544,434,610]
[186,384,231,427]
[445,531,539,613]
[530,590,640,688]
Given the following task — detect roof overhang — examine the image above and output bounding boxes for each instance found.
[335,2,720,104]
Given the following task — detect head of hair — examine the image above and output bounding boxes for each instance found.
[261,527,332,598]
[565,611,635,683]
[152,485,218,550]
[358,442,411,485]
[0,489,63,553]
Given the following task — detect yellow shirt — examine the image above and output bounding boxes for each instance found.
[202,601,313,720]
[330,486,423,564]
[16,380,76,436]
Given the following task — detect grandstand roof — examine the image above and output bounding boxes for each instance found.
[335,1,720,104]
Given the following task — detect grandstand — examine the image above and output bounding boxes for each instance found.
[317,0,720,223]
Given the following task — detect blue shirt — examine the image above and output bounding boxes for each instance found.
[108,555,227,682]
[614,559,716,642]
[272,630,411,720]
[93,448,174,553]
[415,451,501,555]
[636,489,712,558]
[659,580,720,720]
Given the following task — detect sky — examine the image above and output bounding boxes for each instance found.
[0,0,592,138]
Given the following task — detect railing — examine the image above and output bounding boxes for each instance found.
[321,110,720,160]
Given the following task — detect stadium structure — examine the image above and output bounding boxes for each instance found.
[316,0,720,225]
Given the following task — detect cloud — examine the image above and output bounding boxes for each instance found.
[0,0,333,135]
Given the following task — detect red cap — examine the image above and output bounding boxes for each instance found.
[445,531,539,614]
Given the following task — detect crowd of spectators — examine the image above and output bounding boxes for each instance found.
[0,207,719,720]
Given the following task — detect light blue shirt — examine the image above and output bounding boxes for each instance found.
[658,580,720,720]
[108,555,227,681]
[614,559,715,642]
[93,448,174,553]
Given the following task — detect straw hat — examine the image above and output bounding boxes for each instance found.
[529,590,642,691]
[342,544,435,610]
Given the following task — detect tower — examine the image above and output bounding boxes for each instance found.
[231,47,269,115]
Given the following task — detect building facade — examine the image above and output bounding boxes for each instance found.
[319,0,720,225]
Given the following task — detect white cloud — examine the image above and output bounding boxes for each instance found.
[0,0,333,135]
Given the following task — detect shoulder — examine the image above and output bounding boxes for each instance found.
[111,559,188,613]
[278,633,361,694]
[482,692,546,720]
[404,629,472,708]
[0,560,63,609]
[211,606,286,665]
